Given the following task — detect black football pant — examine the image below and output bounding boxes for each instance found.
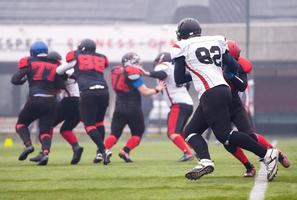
[53,97,80,132]
[184,85,267,160]
[110,103,145,139]
[16,97,57,152]
[224,95,258,153]
[80,89,109,153]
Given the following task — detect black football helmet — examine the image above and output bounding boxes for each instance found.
[78,39,96,52]
[47,51,62,61]
[121,52,141,67]
[153,52,171,67]
[176,18,201,41]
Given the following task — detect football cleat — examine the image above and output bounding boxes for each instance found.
[262,148,279,181]
[119,150,133,163]
[185,159,214,180]
[93,150,103,163]
[102,152,111,165]
[243,165,256,177]
[37,154,48,166]
[71,146,84,165]
[18,146,34,161]
[278,151,290,168]
[105,149,112,160]
[29,152,43,162]
[178,151,194,162]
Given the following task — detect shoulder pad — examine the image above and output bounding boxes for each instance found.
[125,66,142,80]
[18,56,30,69]
[155,63,169,71]
[170,42,183,59]
[66,51,76,62]
[126,66,143,76]
[238,57,252,74]
[111,65,124,74]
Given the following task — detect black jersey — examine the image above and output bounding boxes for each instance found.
[66,50,109,91]
[12,56,62,96]
[111,65,143,106]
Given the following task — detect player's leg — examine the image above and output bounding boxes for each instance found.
[15,98,39,160]
[121,106,145,163]
[104,108,126,155]
[30,99,65,163]
[93,90,110,164]
[37,97,57,165]
[225,98,256,177]
[233,100,290,168]
[60,97,83,165]
[80,90,107,164]
[95,89,109,141]
[184,105,214,180]
[167,104,193,161]
[206,86,278,181]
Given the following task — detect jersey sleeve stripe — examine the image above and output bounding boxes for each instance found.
[186,64,210,90]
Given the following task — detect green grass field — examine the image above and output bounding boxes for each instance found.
[0,135,296,200]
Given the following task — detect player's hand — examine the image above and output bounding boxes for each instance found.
[156,80,166,91]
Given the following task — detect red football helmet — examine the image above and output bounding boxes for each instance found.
[227,40,241,60]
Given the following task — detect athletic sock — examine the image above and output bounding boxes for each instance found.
[85,126,105,153]
[186,134,210,159]
[104,134,118,149]
[170,133,192,155]
[39,133,52,154]
[124,136,141,152]
[229,131,266,158]
[232,147,250,165]
[61,130,79,147]
[97,126,105,141]
[256,133,273,148]
[16,124,32,147]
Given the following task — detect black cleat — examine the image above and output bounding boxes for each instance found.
[102,152,110,165]
[178,152,194,162]
[18,146,34,161]
[71,146,84,165]
[30,152,43,162]
[37,154,48,166]
[119,150,133,163]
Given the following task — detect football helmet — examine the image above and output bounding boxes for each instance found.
[121,52,141,67]
[227,40,241,60]
[48,51,62,61]
[176,18,201,41]
[78,39,96,52]
[30,41,48,57]
[153,52,171,67]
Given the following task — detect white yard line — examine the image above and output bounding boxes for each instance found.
[248,140,278,200]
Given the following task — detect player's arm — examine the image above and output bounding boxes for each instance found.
[56,51,77,75]
[229,69,248,92]
[229,57,252,92]
[11,68,28,85]
[144,70,167,80]
[56,61,76,75]
[130,76,164,96]
[11,57,29,85]
[222,52,241,78]
[141,65,168,80]
[173,56,192,85]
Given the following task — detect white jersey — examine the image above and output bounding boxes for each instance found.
[59,69,80,98]
[155,62,193,106]
[171,35,229,99]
